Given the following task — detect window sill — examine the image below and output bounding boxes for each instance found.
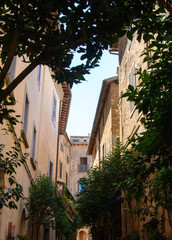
[21,130,29,148]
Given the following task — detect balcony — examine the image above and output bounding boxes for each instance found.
[78,164,89,172]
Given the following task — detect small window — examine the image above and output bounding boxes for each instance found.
[102,144,105,158]
[31,124,37,163]
[78,157,88,172]
[8,56,17,83]
[80,157,87,165]
[60,141,64,152]
[72,139,79,142]
[66,172,68,187]
[49,157,53,179]
[128,38,131,50]
[67,155,69,164]
[78,180,82,193]
[59,161,62,179]
[129,65,136,114]
[23,93,29,135]
[37,65,42,90]
[52,93,57,126]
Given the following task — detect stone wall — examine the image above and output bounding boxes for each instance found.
[69,136,91,198]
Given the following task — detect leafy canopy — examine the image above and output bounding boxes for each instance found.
[0,0,161,102]
[25,174,81,240]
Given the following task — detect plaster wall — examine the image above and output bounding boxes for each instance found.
[0,58,62,240]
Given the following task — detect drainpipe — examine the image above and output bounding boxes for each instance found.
[55,96,71,183]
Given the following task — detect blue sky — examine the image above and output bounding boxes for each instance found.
[66,50,119,137]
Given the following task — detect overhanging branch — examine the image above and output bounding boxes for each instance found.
[0,30,18,85]
[0,57,40,103]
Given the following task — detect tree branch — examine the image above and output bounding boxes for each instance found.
[0,30,18,85]
[0,57,40,103]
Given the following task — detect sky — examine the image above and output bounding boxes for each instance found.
[66,50,119,137]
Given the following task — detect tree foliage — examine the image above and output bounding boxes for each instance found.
[0,103,27,210]
[25,174,81,240]
[0,0,166,103]
[77,138,171,239]
[123,2,172,212]
[76,146,124,240]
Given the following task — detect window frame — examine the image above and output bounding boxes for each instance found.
[129,64,136,116]
[59,161,63,179]
[21,87,30,148]
[66,172,68,187]
[48,156,54,179]
[51,92,57,127]
[31,122,37,163]
[78,156,89,172]
[37,65,42,91]
[8,56,17,83]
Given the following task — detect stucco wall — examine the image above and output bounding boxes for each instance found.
[0,58,63,240]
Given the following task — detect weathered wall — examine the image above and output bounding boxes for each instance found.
[119,33,172,239]
[69,136,91,198]
[91,80,119,166]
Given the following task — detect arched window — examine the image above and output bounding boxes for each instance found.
[20,208,26,235]
[79,230,87,240]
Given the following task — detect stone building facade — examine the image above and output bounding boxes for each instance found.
[87,76,119,166]
[69,136,92,240]
[0,56,71,240]
[117,34,146,239]
[58,133,71,188]
[116,33,172,239]
[118,35,146,147]
[87,76,121,239]
[69,136,91,198]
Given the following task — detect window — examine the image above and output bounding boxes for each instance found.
[66,172,68,187]
[52,93,57,126]
[67,155,69,164]
[59,161,62,179]
[49,156,53,179]
[8,56,17,83]
[72,139,79,142]
[102,144,105,158]
[37,65,42,90]
[78,179,82,193]
[80,157,87,165]
[60,141,64,151]
[129,65,136,114]
[31,124,37,163]
[23,93,29,136]
[21,91,29,148]
[127,38,132,50]
[78,157,88,172]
